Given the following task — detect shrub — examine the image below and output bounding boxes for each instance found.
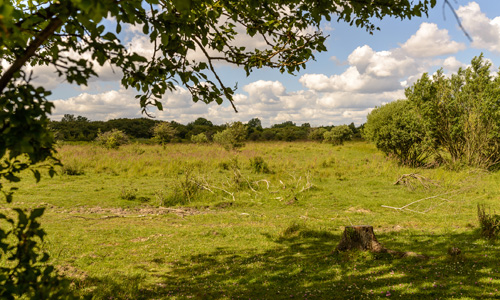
[152,122,177,144]
[191,133,209,144]
[61,162,84,176]
[308,128,327,141]
[323,125,352,145]
[168,169,199,205]
[213,122,247,151]
[405,56,500,169]
[95,129,129,149]
[250,156,272,174]
[364,100,428,166]
[120,188,137,200]
[478,204,500,239]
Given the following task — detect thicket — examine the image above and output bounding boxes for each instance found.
[365,55,500,169]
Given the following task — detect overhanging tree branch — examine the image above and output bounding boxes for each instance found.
[0,16,64,94]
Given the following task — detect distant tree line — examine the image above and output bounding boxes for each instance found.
[49,115,363,144]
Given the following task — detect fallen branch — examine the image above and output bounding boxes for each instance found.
[382,187,472,213]
[394,173,438,190]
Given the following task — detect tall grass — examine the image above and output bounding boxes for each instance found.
[3,141,499,299]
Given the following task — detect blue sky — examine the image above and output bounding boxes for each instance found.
[42,1,500,127]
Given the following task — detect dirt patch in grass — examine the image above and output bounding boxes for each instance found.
[57,264,89,280]
[50,206,207,217]
[346,206,372,213]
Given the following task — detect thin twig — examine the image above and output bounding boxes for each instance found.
[443,0,472,42]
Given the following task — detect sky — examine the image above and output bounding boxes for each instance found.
[40,1,500,127]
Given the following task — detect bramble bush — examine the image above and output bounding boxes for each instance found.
[477,204,500,239]
[250,156,272,174]
[95,129,129,149]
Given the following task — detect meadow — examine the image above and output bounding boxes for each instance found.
[2,141,500,299]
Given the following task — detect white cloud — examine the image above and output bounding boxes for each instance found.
[300,45,418,94]
[52,89,141,120]
[443,56,467,73]
[457,2,500,54]
[400,23,465,57]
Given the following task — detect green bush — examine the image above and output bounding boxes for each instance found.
[95,129,129,149]
[364,100,428,166]
[191,133,209,144]
[250,156,272,174]
[405,55,500,169]
[152,122,177,144]
[323,125,352,146]
[308,128,327,141]
[120,188,137,200]
[478,204,500,239]
[213,122,247,151]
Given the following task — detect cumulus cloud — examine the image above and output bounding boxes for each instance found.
[443,56,467,73]
[300,45,419,94]
[52,89,141,120]
[457,2,500,54]
[400,23,465,57]
[52,85,216,123]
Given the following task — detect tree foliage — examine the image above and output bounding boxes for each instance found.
[0,208,77,299]
[364,100,428,166]
[308,128,328,141]
[406,55,500,168]
[191,132,209,144]
[366,55,500,169]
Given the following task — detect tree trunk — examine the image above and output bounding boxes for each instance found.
[336,225,386,252]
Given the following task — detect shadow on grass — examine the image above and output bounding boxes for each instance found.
[78,228,500,299]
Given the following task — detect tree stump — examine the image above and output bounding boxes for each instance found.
[336,225,386,252]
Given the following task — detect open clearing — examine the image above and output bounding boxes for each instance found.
[2,141,500,299]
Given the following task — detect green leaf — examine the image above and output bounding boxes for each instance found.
[172,0,191,13]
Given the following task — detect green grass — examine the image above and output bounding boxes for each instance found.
[2,141,500,299]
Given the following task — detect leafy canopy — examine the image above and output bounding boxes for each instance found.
[0,0,437,194]
[366,55,500,169]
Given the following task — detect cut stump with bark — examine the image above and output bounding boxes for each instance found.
[336,225,386,252]
[335,225,427,259]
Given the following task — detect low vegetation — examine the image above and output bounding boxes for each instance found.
[2,141,500,299]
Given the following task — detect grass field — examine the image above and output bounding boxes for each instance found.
[2,141,500,299]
